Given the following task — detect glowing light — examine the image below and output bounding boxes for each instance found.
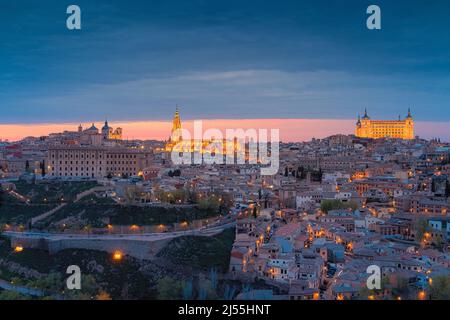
[313,292,320,300]
[418,291,426,300]
[113,251,123,261]
[336,294,345,301]
[14,246,24,253]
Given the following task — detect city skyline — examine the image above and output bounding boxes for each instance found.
[1,117,450,143]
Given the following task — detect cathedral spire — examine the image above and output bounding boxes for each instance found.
[407,107,412,118]
[171,106,182,142]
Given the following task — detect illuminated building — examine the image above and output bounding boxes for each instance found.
[101,120,123,140]
[355,109,414,140]
[164,107,243,156]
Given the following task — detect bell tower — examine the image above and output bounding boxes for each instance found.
[170,106,182,143]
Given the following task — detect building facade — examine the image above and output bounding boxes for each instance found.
[355,109,414,140]
[46,146,152,178]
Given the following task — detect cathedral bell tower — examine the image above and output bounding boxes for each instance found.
[170,106,183,143]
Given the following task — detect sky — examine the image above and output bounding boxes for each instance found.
[0,0,449,140]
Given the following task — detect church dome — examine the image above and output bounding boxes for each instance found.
[86,123,98,132]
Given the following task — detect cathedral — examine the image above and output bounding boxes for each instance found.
[164,107,241,155]
[355,109,415,140]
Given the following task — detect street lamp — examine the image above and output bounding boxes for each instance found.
[113,251,123,261]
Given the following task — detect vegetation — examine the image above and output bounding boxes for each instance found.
[156,276,182,300]
[320,199,359,213]
[157,227,236,272]
[414,219,431,243]
[0,290,31,300]
[0,202,53,224]
[153,187,233,210]
[38,191,228,229]
[13,180,99,204]
[0,238,154,299]
[429,276,450,300]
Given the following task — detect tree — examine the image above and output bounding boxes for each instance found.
[198,196,221,213]
[252,205,258,218]
[317,168,323,182]
[171,189,186,203]
[184,186,198,204]
[123,185,142,207]
[320,199,358,213]
[66,275,99,300]
[156,276,182,300]
[414,219,430,244]
[41,160,46,177]
[29,273,62,293]
[429,276,450,300]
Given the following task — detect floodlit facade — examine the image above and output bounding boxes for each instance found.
[355,109,414,140]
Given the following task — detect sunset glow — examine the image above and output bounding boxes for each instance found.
[1,119,448,143]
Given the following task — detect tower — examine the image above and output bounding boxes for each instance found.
[362,108,370,120]
[356,109,371,138]
[102,119,110,139]
[404,108,414,139]
[170,106,182,143]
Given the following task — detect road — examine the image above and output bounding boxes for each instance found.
[2,220,236,242]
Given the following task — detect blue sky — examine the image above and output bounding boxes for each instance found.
[0,0,449,123]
